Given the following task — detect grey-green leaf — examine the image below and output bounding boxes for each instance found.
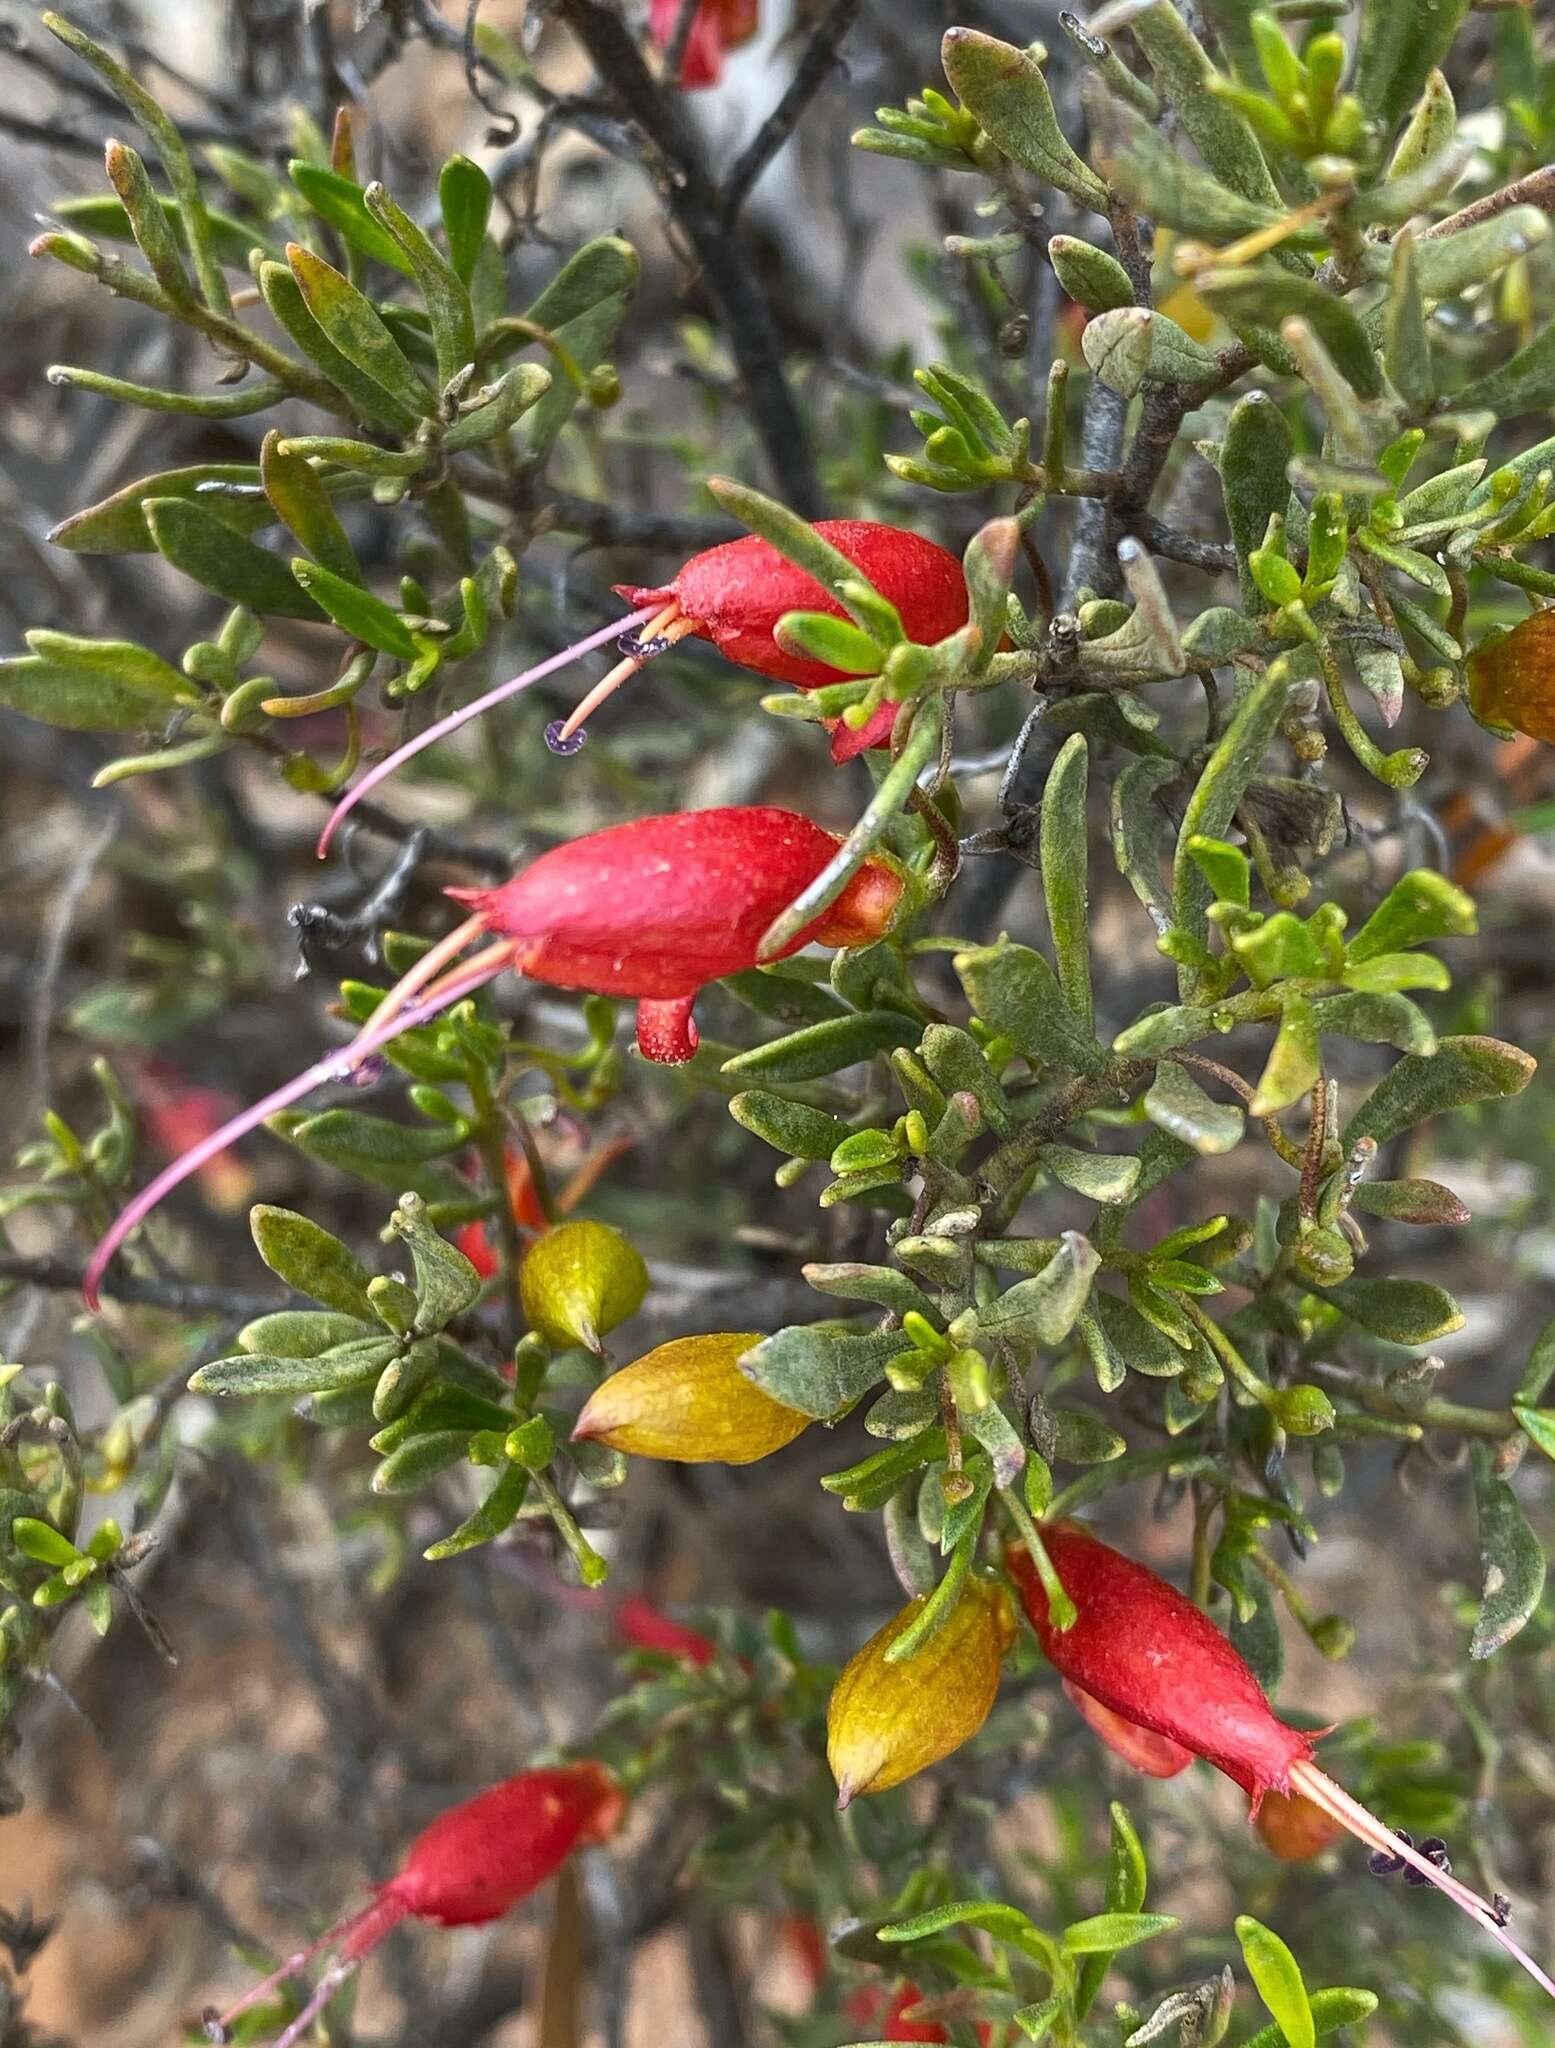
[738,1325,912,1419]
[1144,1062,1243,1155]
[251,1206,376,1318]
[941,29,1109,210]
[1469,1442,1546,1659]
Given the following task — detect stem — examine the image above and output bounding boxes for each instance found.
[1000,1488,1076,1632]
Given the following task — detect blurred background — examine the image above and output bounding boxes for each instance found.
[2,1,1555,2043]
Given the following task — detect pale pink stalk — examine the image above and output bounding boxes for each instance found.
[84,955,511,1311]
[317,605,660,857]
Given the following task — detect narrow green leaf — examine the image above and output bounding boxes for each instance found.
[1385,230,1434,411]
[1454,311,1555,420]
[291,559,417,657]
[1144,1061,1244,1155]
[729,1090,852,1159]
[11,1517,80,1568]
[941,30,1109,210]
[1220,391,1295,612]
[1062,1910,1177,1956]
[1127,1,1281,206]
[1516,1313,1555,1407]
[1240,1988,1378,2048]
[439,154,493,284]
[977,1233,1099,1347]
[251,1206,376,1319]
[364,181,476,387]
[722,1011,919,1082]
[286,242,432,416]
[1469,1441,1546,1659]
[144,497,324,620]
[289,160,415,275]
[1199,269,1381,398]
[1041,735,1093,1032]
[1172,669,1291,985]
[0,646,191,733]
[192,1337,398,1397]
[47,362,287,418]
[424,1460,529,1560]
[53,191,275,272]
[260,431,360,582]
[258,259,421,433]
[1341,1034,1536,1149]
[1250,997,1320,1117]
[955,942,1106,1075]
[49,463,268,554]
[104,138,196,306]
[1354,0,1471,138]
[1235,1915,1314,2048]
[1320,1276,1464,1343]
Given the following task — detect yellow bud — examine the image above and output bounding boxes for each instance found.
[519,1219,648,1351]
[1468,608,1555,743]
[826,1578,1015,1804]
[571,1331,809,1463]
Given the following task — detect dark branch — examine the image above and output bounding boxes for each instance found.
[0,1252,285,1318]
[551,0,823,516]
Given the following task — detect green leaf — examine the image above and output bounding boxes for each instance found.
[364,181,476,388]
[1079,1292,1184,1383]
[11,1516,79,1568]
[774,610,883,674]
[940,30,1109,210]
[955,943,1105,1075]
[292,558,418,657]
[1200,268,1380,398]
[1385,229,1434,411]
[1062,1911,1177,1956]
[47,463,268,554]
[878,1900,1061,1972]
[275,1107,465,1190]
[1240,1989,1379,2048]
[1234,912,1328,984]
[1127,0,1282,207]
[1172,670,1290,982]
[805,1262,937,1319]
[1042,1144,1139,1205]
[289,160,415,275]
[1349,1178,1469,1227]
[515,234,641,336]
[443,362,552,452]
[373,1428,472,1495]
[1012,1999,1062,2044]
[1111,755,1180,924]
[1144,1062,1243,1155]
[1236,1914,1314,2048]
[721,1011,920,1082]
[1048,234,1134,312]
[1341,1035,1536,1149]
[192,1336,398,1397]
[53,191,275,273]
[1469,1441,1546,1659]
[1347,869,1475,963]
[1041,734,1093,1032]
[144,497,324,620]
[1514,1406,1555,1467]
[1088,85,1297,246]
[424,1459,529,1560]
[238,1311,374,1358]
[1220,391,1295,613]
[0,636,195,732]
[729,1091,852,1160]
[1516,1312,1555,1407]
[977,1233,1099,1347]
[388,1191,482,1332]
[1354,0,1471,138]
[1306,991,1436,1055]
[1454,310,1555,419]
[1249,998,1320,1117]
[1414,208,1549,306]
[260,430,360,582]
[1081,308,1217,397]
[737,1325,912,1419]
[251,1206,376,1317]
[1051,1408,1125,1465]
[104,137,196,306]
[1320,1276,1464,1344]
[286,242,432,416]
[439,154,493,284]
[258,259,421,433]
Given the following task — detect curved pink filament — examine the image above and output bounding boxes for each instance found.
[84,954,514,1312]
[316,604,661,858]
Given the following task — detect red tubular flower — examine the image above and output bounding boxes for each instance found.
[455,1145,548,1280]
[601,522,971,762]
[1008,1524,1555,2001]
[1061,1677,1192,1779]
[649,0,758,86]
[846,1983,991,2044]
[615,1592,717,1666]
[83,809,900,1310]
[205,1762,622,2048]
[318,523,968,853]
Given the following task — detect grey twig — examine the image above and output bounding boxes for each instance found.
[0,1253,285,1319]
[552,0,823,515]
[721,0,866,224]
[25,810,115,1124]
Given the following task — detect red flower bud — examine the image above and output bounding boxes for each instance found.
[847,1982,992,2044]
[615,1592,717,1666]
[609,522,969,760]
[649,0,758,86]
[1061,1678,1192,1779]
[205,1762,622,2047]
[1007,1525,1555,2000]
[446,805,904,1062]
[85,809,898,1308]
